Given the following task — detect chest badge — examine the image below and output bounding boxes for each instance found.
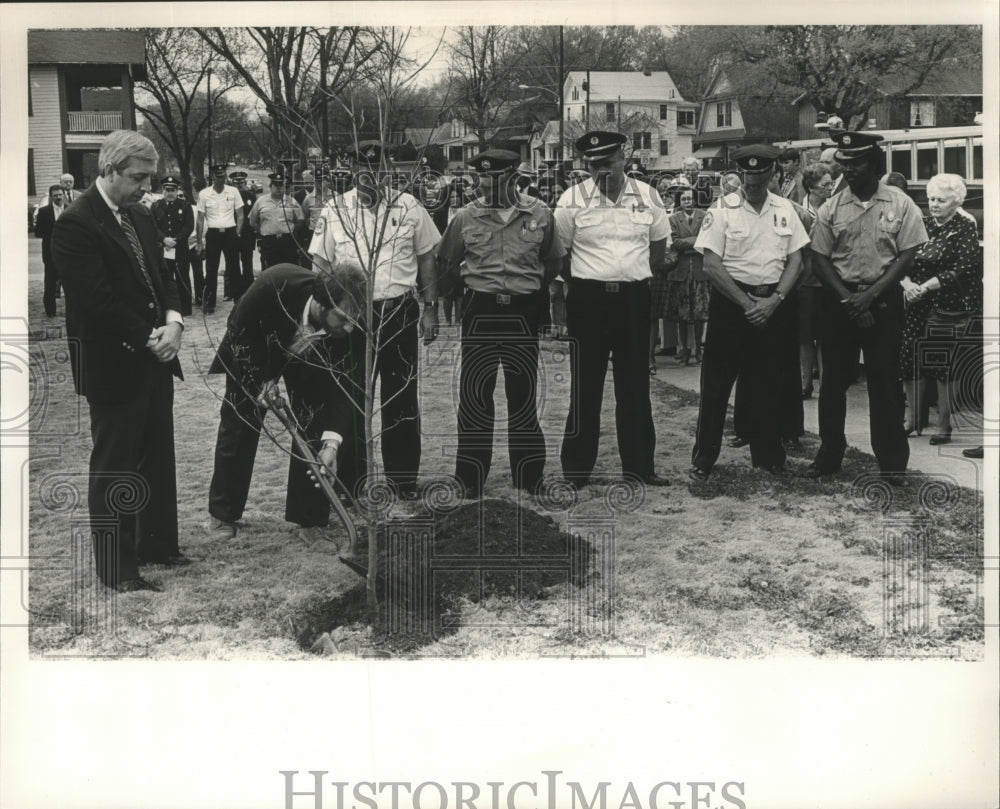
[886,211,895,222]
[781,216,787,228]
[528,220,538,231]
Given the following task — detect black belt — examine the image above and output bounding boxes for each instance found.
[841,281,874,293]
[466,289,536,306]
[374,294,413,313]
[571,278,648,293]
[734,281,779,296]
[207,226,236,233]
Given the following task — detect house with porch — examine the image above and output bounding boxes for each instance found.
[28,29,147,199]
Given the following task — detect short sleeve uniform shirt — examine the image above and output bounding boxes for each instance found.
[810,183,927,284]
[553,177,669,281]
[197,185,241,229]
[694,192,810,285]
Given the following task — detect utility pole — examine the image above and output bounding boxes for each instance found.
[558,25,564,175]
[585,69,590,129]
[207,66,214,170]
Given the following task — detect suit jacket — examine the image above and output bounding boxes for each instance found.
[150,197,194,260]
[52,183,183,404]
[35,203,61,266]
[208,264,361,440]
[667,208,708,282]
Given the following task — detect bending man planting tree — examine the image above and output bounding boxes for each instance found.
[207,262,367,544]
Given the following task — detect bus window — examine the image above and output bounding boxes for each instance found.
[943,145,966,177]
[973,145,983,179]
[891,147,912,180]
[916,145,937,180]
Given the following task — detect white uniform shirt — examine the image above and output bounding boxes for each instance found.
[694,192,810,285]
[309,188,440,300]
[197,185,241,229]
[553,176,670,282]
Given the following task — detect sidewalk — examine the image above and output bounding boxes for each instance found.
[650,352,984,492]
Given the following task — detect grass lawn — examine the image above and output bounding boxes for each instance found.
[27,280,984,659]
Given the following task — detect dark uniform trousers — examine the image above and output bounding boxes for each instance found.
[88,362,179,582]
[238,212,257,285]
[259,234,300,270]
[456,289,546,495]
[208,363,363,528]
[693,285,799,472]
[204,227,240,308]
[367,295,421,496]
[165,251,192,316]
[814,284,909,474]
[561,278,656,483]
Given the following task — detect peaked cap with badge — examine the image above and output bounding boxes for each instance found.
[575,130,628,162]
[831,130,885,161]
[160,175,180,189]
[267,170,290,185]
[210,163,228,177]
[467,149,520,174]
[355,141,385,165]
[228,170,248,181]
[731,144,781,174]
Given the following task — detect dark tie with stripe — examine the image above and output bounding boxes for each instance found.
[119,209,162,321]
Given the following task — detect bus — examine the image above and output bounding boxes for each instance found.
[778,125,985,230]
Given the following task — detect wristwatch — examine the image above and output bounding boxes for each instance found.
[775,291,786,303]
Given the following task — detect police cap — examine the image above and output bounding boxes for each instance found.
[832,130,885,162]
[732,145,781,174]
[355,141,384,165]
[160,175,180,189]
[575,130,627,162]
[468,149,520,175]
[229,170,248,180]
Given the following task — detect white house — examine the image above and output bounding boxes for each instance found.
[556,70,698,170]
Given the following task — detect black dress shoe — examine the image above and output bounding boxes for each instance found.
[637,473,671,487]
[113,577,163,593]
[962,446,984,459]
[687,466,710,483]
[138,553,192,567]
[929,434,951,446]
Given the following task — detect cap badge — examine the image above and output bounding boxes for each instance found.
[842,135,852,145]
[749,157,758,167]
[481,160,491,170]
[590,136,599,145]
[365,148,375,158]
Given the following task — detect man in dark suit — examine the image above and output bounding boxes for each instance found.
[207,262,367,538]
[51,130,187,593]
[151,175,195,315]
[35,183,66,317]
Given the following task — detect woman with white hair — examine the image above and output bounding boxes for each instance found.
[898,173,981,443]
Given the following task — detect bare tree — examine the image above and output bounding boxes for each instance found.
[446,26,520,148]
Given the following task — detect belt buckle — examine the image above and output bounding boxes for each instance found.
[754,285,770,297]
[497,293,511,305]
[606,282,619,293]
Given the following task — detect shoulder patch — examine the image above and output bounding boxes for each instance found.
[701,212,713,230]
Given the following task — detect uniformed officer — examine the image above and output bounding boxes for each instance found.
[554,131,671,488]
[151,175,195,315]
[309,140,441,500]
[250,171,305,269]
[689,145,811,481]
[300,166,337,270]
[230,170,258,289]
[806,131,928,482]
[437,148,564,497]
[196,164,244,312]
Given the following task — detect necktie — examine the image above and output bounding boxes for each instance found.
[119,210,162,321]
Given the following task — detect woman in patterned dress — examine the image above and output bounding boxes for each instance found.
[664,188,708,366]
[899,173,981,443]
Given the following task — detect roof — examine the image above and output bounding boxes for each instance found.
[565,70,687,103]
[404,126,457,147]
[28,29,146,67]
[881,54,983,97]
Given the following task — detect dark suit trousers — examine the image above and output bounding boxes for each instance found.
[204,228,239,308]
[372,296,421,495]
[208,366,360,528]
[456,290,545,495]
[561,279,655,482]
[43,259,59,315]
[692,288,798,473]
[87,363,178,585]
[814,286,909,474]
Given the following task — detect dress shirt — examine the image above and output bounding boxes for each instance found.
[553,176,669,281]
[694,192,810,285]
[309,188,440,301]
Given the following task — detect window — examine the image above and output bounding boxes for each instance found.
[659,104,667,120]
[659,140,669,156]
[677,109,695,127]
[633,132,651,151]
[448,146,463,163]
[28,75,33,117]
[572,87,579,101]
[890,146,912,180]
[910,100,935,127]
[28,148,36,198]
[606,103,615,122]
[669,89,675,99]
[716,102,732,128]
[943,142,967,177]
